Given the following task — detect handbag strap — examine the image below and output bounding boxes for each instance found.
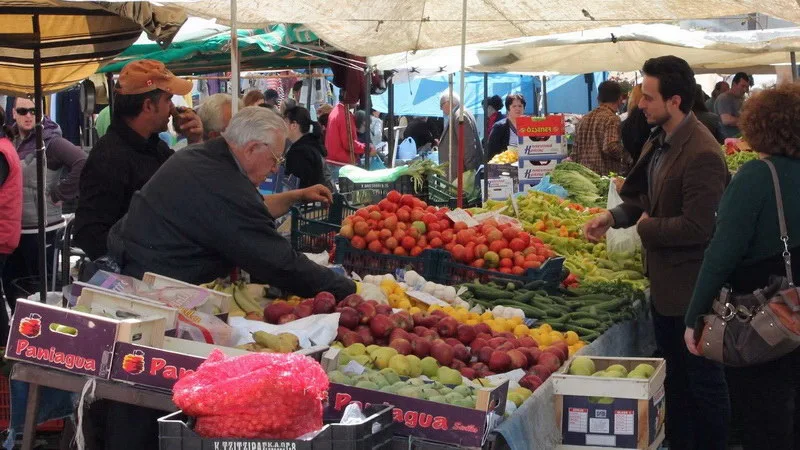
[763,159,794,287]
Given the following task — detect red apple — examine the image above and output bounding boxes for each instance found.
[450,359,467,371]
[528,364,551,380]
[489,351,512,373]
[389,327,410,343]
[340,331,364,346]
[517,347,540,367]
[278,314,298,324]
[517,336,538,348]
[544,346,567,363]
[356,302,377,324]
[390,338,413,355]
[452,343,470,362]
[341,294,364,308]
[444,338,462,348]
[429,310,448,318]
[411,337,431,358]
[369,314,395,338]
[375,304,393,315]
[460,367,477,379]
[498,332,516,340]
[476,332,494,342]
[474,323,492,335]
[312,292,336,314]
[519,374,543,392]
[470,338,489,354]
[436,316,459,338]
[356,326,375,346]
[338,307,360,329]
[538,352,562,373]
[430,342,455,366]
[488,337,506,349]
[495,342,516,352]
[507,349,528,370]
[336,326,350,342]
[264,301,294,324]
[478,346,494,364]
[391,311,414,331]
[456,324,477,345]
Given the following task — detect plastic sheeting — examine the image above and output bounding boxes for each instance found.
[156,1,800,57]
[373,24,800,75]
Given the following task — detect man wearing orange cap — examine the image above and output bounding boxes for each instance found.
[73,60,203,261]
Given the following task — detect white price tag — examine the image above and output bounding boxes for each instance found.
[568,408,588,433]
[406,291,449,307]
[341,360,367,375]
[446,209,480,228]
[614,410,635,435]
[510,194,520,217]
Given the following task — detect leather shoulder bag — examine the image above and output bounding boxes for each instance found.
[699,159,800,366]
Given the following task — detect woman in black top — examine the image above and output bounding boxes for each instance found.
[692,84,724,143]
[486,93,526,160]
[283,106,332,190]
[620,84,651,165]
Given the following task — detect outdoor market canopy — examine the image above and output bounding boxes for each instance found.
[371,24,800,75]
[162,0,800,57]
[99,23,331,75]
[0,0,186,95]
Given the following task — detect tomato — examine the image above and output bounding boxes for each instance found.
[513,255,526,267]
[414,199,428,209]
[427,230,442,240]
[450,244,465,261]
[354,221,369,237]
[517,232,531,247]
[356,208,370,219]
[475,235,487,245]
[502,227,519,241]
[400,194,416,207]
[464,244,475,262]
[397,209,411,222]
[410,208,425,222]
[417,236,427,248]
[453,222,469,232]
[384,215,398,231]
[475,244,489,259]
[511,266,525,275]
[444,242,455,252]
[407,227,420,239]
[379,229,392,240]
[351,236,366,249]
[427,222,442,233]
[382,248,391,255]
[456,230,472,246]
[426,206,438,213]
[422,213,438,225]
[525,253,538,262]
[498,248,513,259]
[499,267,512,274]
[500,258,513,268]
[439,219,451,231]
[340,224,354,239]
[411,246,423,257]
[385,237,398,250]
[430,237,443,248]
[523,246,536,256]
[401,236,417,251]
[393,229,405,241]
[378,199,397,213]
[441,229,455,243]
[483,218,499,229]
[472,259,485,268]
[394,246,407,256]
[397,221,408,231]
[368,240,383,253]
[509,238,526,252]
[369,211,382,221]
[386,190,402,204]
[524,260,541,269]
[367,219,378,228]
[486,229,503,243]
[377,220,385,229]
[489,239,508,253]
[365,230,379,243]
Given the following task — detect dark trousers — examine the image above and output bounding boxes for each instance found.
[726,348,800,450]
[0,253,8,344]
[1,231,57,309]
[652,308,730,450]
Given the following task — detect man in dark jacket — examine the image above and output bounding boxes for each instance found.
[438,92,484,180]
[109,105,355,297]
[73,60,202,261]
[2,97,86,307]
[585,56,730,450]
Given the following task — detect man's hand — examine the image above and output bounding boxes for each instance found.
[299,184,333,205]
[637,212,650,225]
[584,211,614,243]
[685,327,701,356]
[175,108,204,144]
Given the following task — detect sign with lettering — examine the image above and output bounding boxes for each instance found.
[110,342,205,391]
[515,115,566,137]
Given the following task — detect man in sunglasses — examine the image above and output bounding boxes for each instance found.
[1,97,86,308]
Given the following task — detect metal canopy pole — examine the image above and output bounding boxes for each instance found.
[456,0,467,208]
[792,52,798,81]
[483,72,488,203]
[447,74,454,180]
[387,78,395,166]
[32,14,46,302]
[363,60,372,170]
[542,76,549,115]
[230,0,239,113]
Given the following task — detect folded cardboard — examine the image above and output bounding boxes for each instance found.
[141,272,232,320]
[552,356,666,450]
[75,284,179,330]
[6,299,166,379]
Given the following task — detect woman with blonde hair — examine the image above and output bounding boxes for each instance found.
[620,84,651,164]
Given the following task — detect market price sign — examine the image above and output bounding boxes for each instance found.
[515,115,565,137]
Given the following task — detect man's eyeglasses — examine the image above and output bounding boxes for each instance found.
[261,142,285,166]
[15,108,35,116]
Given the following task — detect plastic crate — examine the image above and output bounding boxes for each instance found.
[0,375,64,432]
[333,236,444,280]
[290,194,357,253]
[159,404,395,450]
[426,174,482,209]
[338,175,427,206]
[438,255,565,286]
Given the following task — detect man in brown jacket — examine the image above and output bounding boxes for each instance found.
[585,56,730,450]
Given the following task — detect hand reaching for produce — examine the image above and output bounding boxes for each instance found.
[584,211,614,243]
[684,327,701,356]
[300,184,333,205]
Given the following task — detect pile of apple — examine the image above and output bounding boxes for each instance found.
[339,191,557,274]
[333,293,568,391]
[263,292,337,324]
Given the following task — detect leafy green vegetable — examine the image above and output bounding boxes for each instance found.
[725,151,759,173]
[550,162,608,207]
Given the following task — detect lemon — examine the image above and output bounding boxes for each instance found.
[480,311,494,321]
[509,316,524,326]
[549,330,564,343]
[538,323,553,334]
[408,306,422,315]
[513,324,530,336]
[398,300,412,310]
[565,331,579,346]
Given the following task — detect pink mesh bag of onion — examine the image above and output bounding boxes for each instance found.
[173,349,329,439]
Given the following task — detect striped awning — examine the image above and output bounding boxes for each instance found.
[0,1,186,96]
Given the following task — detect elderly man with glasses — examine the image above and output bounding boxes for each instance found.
[107,106,355,301]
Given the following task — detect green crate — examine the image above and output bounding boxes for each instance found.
[290,194,357,254]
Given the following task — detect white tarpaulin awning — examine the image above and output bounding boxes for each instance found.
[372,24,800,75]
[107,1,800,57]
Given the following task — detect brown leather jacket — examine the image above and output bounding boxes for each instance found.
[610,113,727,316]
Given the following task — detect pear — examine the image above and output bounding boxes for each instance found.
[420,357,439,378]
[355,380,379,390]
[379,368,401,385]
[373,348,399,370]
[606,364,628,377]
[389,355,411,376]
[343,343,367,357]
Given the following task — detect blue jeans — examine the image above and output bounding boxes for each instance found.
[652,308,730,450]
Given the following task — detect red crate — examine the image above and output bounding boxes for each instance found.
[0,375,65,432]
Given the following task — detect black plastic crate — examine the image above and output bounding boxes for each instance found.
[438,255,565,286]
[426,175,481,209]
[159,404,395,450]
[291,194,358,253]
[333,236,443,280]
[338,175,427,206]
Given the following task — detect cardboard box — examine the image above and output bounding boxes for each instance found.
[322,348,507,448]
[75,284,180,330]
[519,135,567,157]
[518,155,566,181]
[518,179,543,193]
[552,356,666,449]
[484,177,517,201]
[6,299,166,379]
[141,272,232,321]
[516,115,567,156]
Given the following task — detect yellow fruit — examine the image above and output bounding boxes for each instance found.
[408,306,422,315]
[565,331,579,346]
[465,319,479,325]
[443,306,454,314]
[549,330,564,343]
[398,300,411,310]
[429,305,441,312]
[513,324,530,336]
[509,316,523,326]
[529,329,540,338]
[480,311,494,321]
[539,323,553,334]
[536,333,551,346]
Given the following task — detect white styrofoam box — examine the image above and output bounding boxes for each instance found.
[518,135,567,157]
[518,155,566,181]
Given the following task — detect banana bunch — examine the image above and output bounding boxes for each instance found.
[489,148,519,165]
[237,331,300,353]
[202,279,264,319]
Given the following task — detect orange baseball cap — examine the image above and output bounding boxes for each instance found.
[116,60,192,96]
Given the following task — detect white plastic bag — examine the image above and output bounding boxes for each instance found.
[605,179,642,255]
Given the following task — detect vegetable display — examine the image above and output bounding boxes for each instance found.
[549,161,609,207]
[725,151,758,172]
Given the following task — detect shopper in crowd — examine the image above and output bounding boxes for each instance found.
[354,109,370,145]
[370,109,384,147]
[325,91,374,178]
[438,91,484,180]
[2,97,86,308]
[283,105,333,190]
[584,55,730,450]
[243,89,265,107]
[196,94,242,140]
[572,80,628,175]
[291,80,303,102]
[716,72,750,138]
[0,106,22,343]
[706,81,730,112]
[316,103,333,143]
[263,88,280,111]
[73,59,202,262]
[684,84,800,450]
[484,95,505,135]
[621,84,651,165]
[692,84,724,143]
[486,93,527,160]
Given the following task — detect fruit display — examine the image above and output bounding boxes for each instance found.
[338,190,558,275]
[489,148,519,165]
[236,331,300,353]
[567,356,655,379]
[202,279,266,319]
[262,291,337,324]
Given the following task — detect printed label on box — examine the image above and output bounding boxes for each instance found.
[567,408,588,433]
[614,410,635,435]
[586,434,616,447]
[518,157,563,181]
[110,342,203,391]
[519,136,566,157]
[484,178,515,201]
[516,115,565,137]
[589,418,610,434]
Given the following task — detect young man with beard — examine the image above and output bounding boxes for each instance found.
[73,60,202,261]
[584,55,730,449]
